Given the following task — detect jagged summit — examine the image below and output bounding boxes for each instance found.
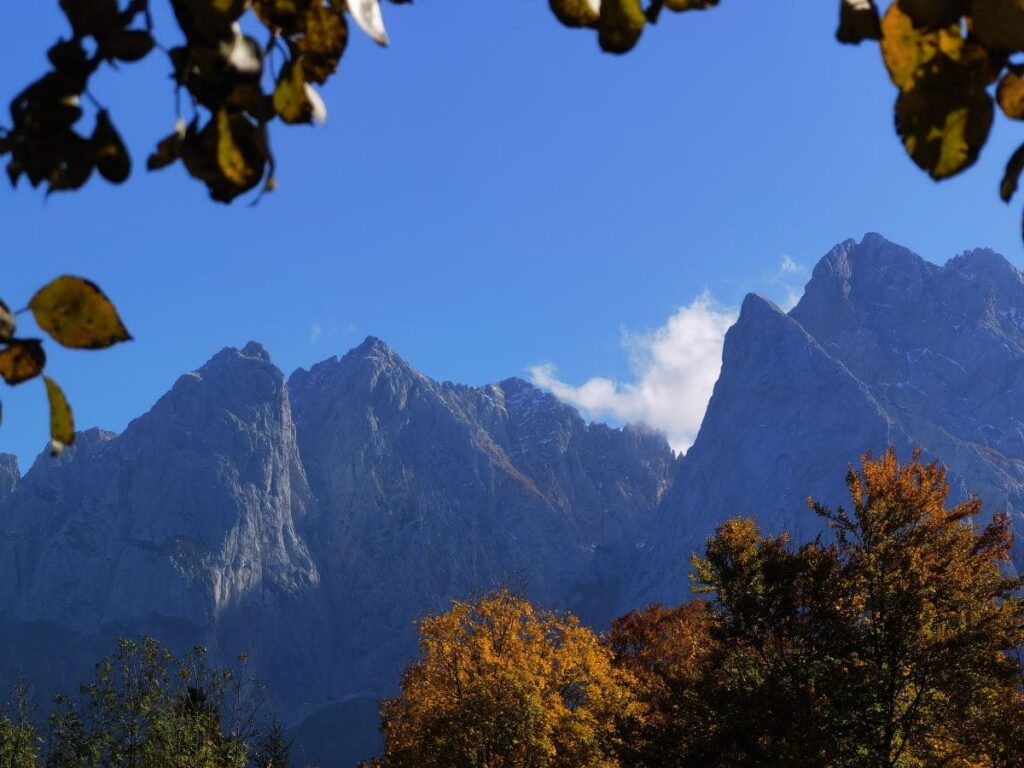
[239,340,272,361]
[738,292,786,321]
[947,247,1023,282]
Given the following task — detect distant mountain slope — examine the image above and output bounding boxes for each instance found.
[0,338,674,764]
[0,233,1021,766]
[638,233,1024,607]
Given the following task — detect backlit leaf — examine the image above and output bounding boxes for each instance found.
[347,0,389,45]
[550,0,601,28]
[880,2,961,91]
[29,276,132,349]
[274,60,314,124]
[216,110,264,189]
[598,0,645,54]
[44,376,74,455]
[0,341,45,385]
[297,2,349,83]
[895,56,993,179]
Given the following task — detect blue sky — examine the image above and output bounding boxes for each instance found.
[2,0,1023,468]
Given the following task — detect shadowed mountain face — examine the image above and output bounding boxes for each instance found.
[0,338,675,764]
[637,233,1024,607]
[0,234,1021,766]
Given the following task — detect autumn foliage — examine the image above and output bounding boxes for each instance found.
[0,276,131,454]
[372,450,1024,767]
[369,590,636,768]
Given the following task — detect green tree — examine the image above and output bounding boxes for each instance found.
[253,720,291,768]
[0,682,40,768]
[45,637,264,768]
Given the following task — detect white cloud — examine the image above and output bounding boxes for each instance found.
[771,255,807,310]
[529,292,737,454]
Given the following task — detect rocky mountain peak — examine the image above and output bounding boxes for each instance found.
[797,233,934,320]
[946,248,1023,284]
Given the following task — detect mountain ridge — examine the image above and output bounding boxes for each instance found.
[0,233,1021,766]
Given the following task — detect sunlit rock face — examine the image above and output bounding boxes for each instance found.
[287,336,674,692]
[0,234,1021,766]
[0,343,327,703]
[635,233,1024,608]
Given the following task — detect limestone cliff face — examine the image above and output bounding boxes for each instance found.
[0,342,325,701]
[0,337,674,733]
[789,235,1024,526]
[287,338,674,690]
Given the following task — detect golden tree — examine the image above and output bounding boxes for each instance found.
[371,589,636,768]
[683,449,1024,767]
[605,601,719,768]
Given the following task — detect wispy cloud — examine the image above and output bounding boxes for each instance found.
[309,322,324,345]
[529,292,737,454]
[771,255,807,310]
[309,320,356,346]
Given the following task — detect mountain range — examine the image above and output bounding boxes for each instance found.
[0,233,1021,765]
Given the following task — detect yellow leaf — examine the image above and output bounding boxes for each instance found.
[273,60,313,124]
[44,376,74,455]
[880,3,961,92]
[29,276,131,349]
[0,341,45,385]
[216,110,262,188]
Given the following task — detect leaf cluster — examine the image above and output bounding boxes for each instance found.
[837,0,1024,241]
[549,0,718,55]
[0,276,131,456]
[0,0,407,203]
